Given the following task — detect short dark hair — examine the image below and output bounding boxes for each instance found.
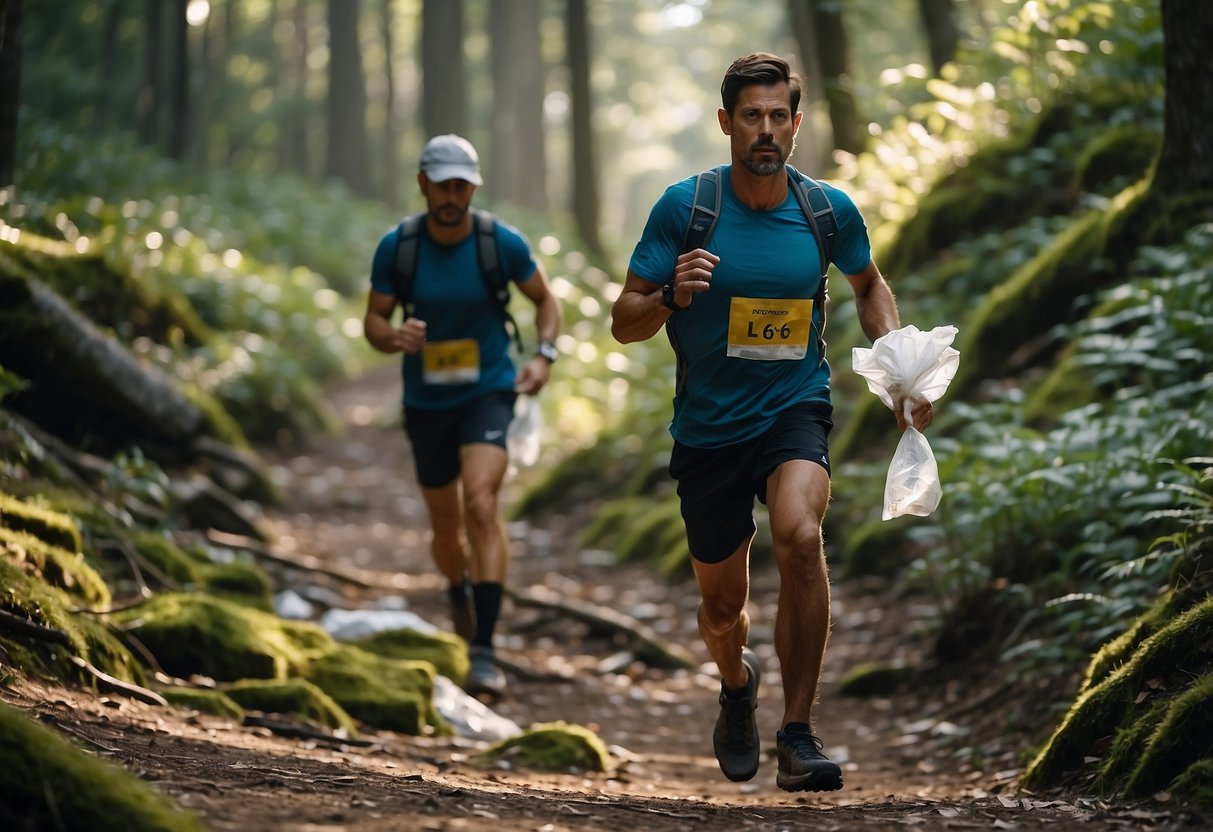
[720,52,802,116]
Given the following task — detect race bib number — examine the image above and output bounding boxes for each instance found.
[726,297,813,360]
[422,339,481,384]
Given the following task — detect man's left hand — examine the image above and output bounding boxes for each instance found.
[514,357,551,395]
[896,395,933,432]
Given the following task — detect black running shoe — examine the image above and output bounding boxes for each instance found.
[713,647,762,782]
[776,725,843,792]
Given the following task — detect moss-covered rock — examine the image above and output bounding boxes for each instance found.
[1022,595,1213,793]
[226,677,357,734]
[111,592,330,682]
[347,627,469,684]
[160,686,245,721]
[0,490,82,553]
[130,531,272,609]
[303,644,445,736]
[477,721,611,773]
[0,700,205,832]
[0,525,110,609]
[838,662,917,697]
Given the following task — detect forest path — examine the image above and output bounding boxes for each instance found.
[7,366,1192,830]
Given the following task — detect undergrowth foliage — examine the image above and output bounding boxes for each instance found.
[901,224,1213,683]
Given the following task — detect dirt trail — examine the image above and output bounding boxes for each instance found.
[6,367,1200,831]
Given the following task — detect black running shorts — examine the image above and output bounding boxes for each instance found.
[668,401,833,564]
[403,390,516,488]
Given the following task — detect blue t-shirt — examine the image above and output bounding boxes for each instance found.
[370,216,538,409]
[628,165,872,448]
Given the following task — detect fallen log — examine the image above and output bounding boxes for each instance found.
[506,585,698,670]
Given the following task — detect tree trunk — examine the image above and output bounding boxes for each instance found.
[381,0,399,204]
[565,0,602,256]
[489,0,547,211]
[138,0,163,148]
[420,0,466,138]
[0,0,21,187]
[791,0,863,156]
[325,0,374,196]
[785,0,828,171]
[1154,0,1213,193]
[917,0,959,77]
[92,0,123,137]
[281,0,313,176]
[166,0,190,161]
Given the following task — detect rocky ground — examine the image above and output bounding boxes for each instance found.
[4,367,1204,831]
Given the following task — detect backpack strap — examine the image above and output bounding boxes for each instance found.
[392,209,523,353]
[786,164,837,365]
[785,164,836,279]
[471,208,524,354]
[682,166,724,253]
[392,213,426,312]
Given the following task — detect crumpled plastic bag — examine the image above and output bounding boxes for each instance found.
[507,394,543,467]
[852,325,960,520]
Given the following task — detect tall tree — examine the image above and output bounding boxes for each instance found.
[566,0,602,255]
[785,0,828,171]
[325,0,373,196]
[488,0,546,211]
[92,0,123,137]
[166,0,190,161]
[917,0,959,77]
[380,0,399,204]
[138,0,163,148]
[786,0,864,156]
[280,0,313,176]
[420,0,466,138]
[1154,0,1213,194]
[0,0,21,187]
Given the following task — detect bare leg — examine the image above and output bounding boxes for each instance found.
[765,459,832,728]
[419,480,468,585]
[692,536,754,690]
[459,443,510,584]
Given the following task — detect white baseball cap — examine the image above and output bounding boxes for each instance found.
[419,134,483,185]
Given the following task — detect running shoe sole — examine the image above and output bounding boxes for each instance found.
[714,647,762,782]
[776,766,844,792]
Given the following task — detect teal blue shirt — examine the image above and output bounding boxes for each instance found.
[628,165,872,447]
[370,217,537,409]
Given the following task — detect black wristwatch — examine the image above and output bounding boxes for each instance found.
[536,341,559,363]
[662,281,688,313]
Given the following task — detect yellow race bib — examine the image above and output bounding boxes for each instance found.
[421,339,481,384]
[726,297,814,360]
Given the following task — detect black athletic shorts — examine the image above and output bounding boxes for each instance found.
[403,390,516,488]
[668,401,833,564]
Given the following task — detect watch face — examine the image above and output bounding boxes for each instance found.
[538,343,558,362]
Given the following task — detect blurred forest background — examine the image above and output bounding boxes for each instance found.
[1,0,1211,816]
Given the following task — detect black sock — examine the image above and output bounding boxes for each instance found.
[782,722,812,735]
[470,582,503,648]
[448,578,470,609]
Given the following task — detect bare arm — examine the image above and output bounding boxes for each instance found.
[610,249,720,344]
[513,264,563,394]
[363,290,426,354]
[844,260,900,344]
[844,261,933,431]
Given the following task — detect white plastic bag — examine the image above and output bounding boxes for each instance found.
[852,325,960,520]
[506,394,543,467]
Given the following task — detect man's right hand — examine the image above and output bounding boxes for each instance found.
[671,248,720,308]
[392,318,427,354]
